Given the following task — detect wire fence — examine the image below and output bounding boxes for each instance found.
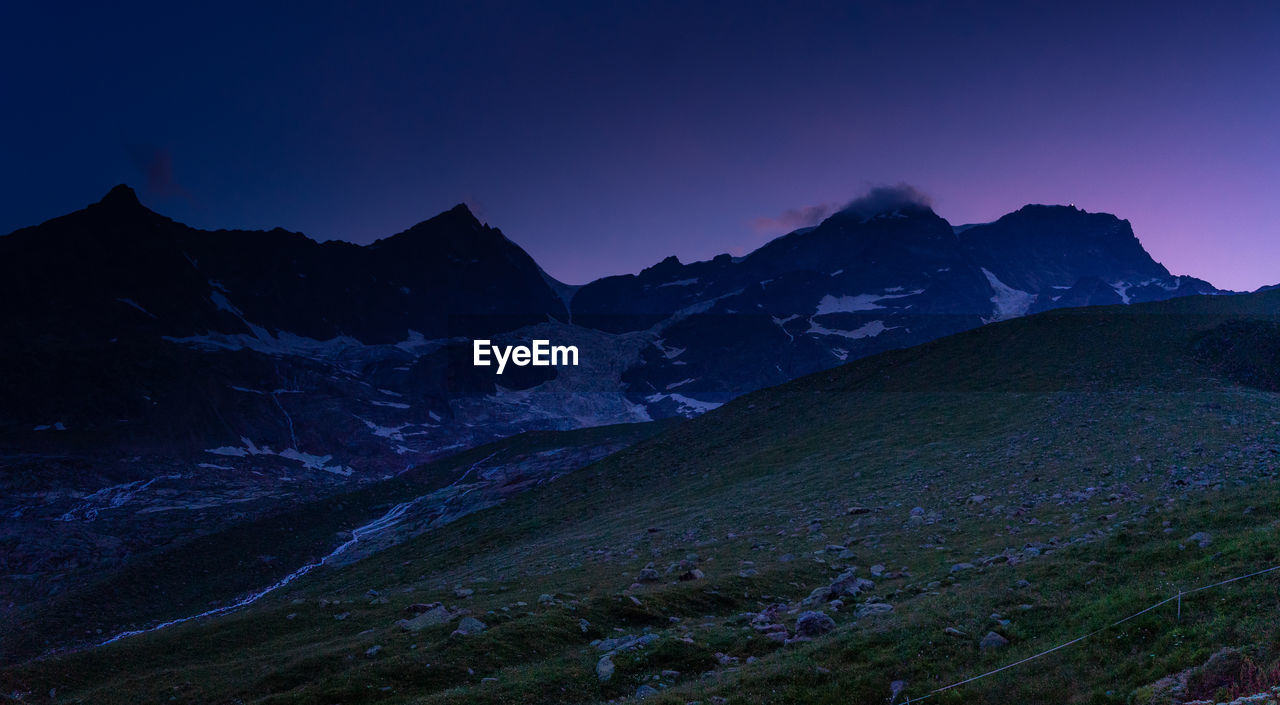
[898,564,1280,703]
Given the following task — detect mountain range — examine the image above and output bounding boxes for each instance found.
[5,268,1280,702]
[0,185,1236,623]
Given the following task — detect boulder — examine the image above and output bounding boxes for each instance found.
[795,611,836,637]
[979,631,1009,649]
[396,605,454,631]
[452,616,487,636]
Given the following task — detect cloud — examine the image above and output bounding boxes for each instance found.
[838,183,932,219]
[126,144,193,203]
[750,202,842,235]
[734,183,935,256]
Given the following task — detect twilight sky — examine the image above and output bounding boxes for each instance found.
[2,1,1277,289]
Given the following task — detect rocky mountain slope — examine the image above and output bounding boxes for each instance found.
[5,285,1280,704]
[0,186,1226,623]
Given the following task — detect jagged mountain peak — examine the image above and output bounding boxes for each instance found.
[97,183,144,209]
[371,202,496,252]
[77,183,170,228]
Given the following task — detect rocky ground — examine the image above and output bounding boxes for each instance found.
[5,295,1280,703]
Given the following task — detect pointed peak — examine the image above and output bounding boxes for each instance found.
[422,203,483,230]
[99,184,143,208]
[373,203,497,250]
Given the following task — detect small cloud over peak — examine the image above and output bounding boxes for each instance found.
[126,144,195,206]
[837,183,933,219]
[736,183,935,256]
[749,202,842,236]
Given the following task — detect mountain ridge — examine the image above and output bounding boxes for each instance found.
[0,185,1240,625]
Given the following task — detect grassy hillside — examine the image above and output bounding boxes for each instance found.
[5,291,1280,704]
[0,421,670,665]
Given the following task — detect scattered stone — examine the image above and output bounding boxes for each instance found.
[944,627,967,637]
[979,631,1009,649]
[795,611,836,637]
[396,605,454,631]
[579,618,591,633]
[870,564,885,577]
[334,612,349,621]
[950,562,976,573]
[679,568,706,581]
[454,587,474,598]
[638,567,662,582]
[854,602,893,618]
[365,645,382,657]
[596,655,616,682]
[636,684,659,698]
[1189,531,1213,548]
[452,616,487,636]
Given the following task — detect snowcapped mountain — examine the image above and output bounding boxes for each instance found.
[572,203,1220,414]
[0,187,1228,609]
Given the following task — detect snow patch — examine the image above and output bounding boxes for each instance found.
[205,437,353,475]
[980,268,1036,321]
[806,319,893,340]
[645,393,722,415]
[814,290,921,315]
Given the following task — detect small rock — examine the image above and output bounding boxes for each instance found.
[979,631,1009,649]
[636,684,659,698]
[396,605,453,631]
[950,562,976,574]
[452,616,487,636]
[795,611,836,637]
[365,645,382,657]
[854,602,893,618]
[596,655,615,682]
[1189,531,1212,548]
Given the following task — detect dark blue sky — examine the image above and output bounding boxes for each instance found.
[3,1,1278,288]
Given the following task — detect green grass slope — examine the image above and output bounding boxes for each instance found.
[5,291,1280,704]
[0,421,671,665]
